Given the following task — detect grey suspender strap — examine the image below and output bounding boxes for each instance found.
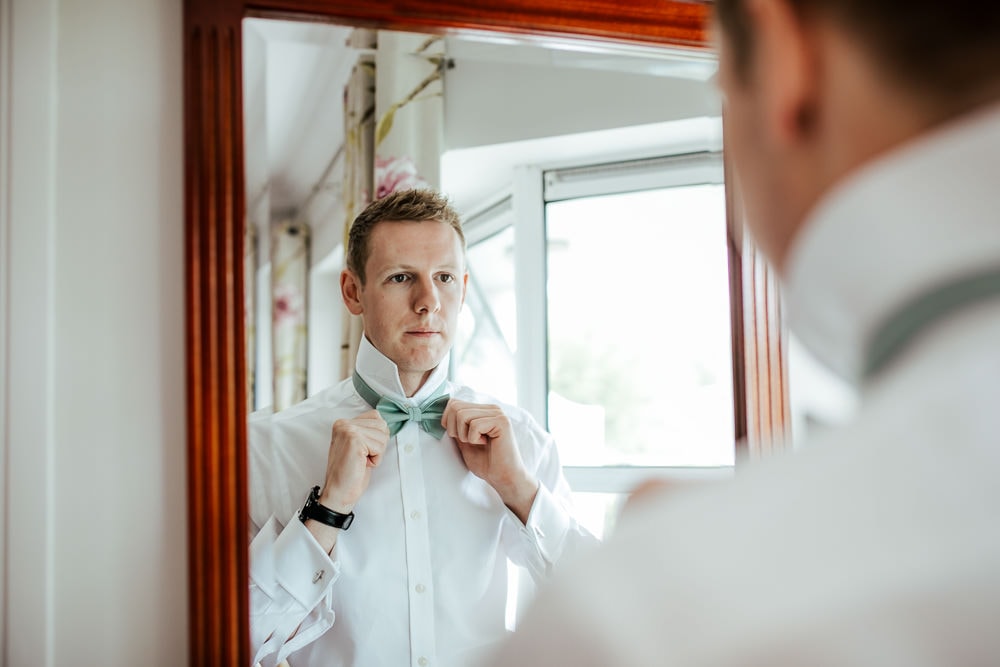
[863,266,1000,380]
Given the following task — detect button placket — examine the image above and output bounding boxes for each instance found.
[395,421,437,663]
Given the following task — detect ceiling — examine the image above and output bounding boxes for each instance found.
[243,17,720,223]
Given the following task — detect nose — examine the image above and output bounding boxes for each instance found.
[412,275,441,314]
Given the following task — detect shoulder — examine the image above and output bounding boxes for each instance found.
[263,378,356,424]
[247,378,362,454]
[247,378,360,524]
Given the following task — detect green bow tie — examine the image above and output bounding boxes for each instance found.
[352,372,450,439]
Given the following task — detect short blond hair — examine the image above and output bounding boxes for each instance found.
[346,189,466,284]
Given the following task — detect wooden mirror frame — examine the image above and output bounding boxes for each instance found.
[184,1,718,664]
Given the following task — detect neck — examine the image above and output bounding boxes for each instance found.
[773,26,953,273]
[399,369,435,397]
[783,99,1000,382]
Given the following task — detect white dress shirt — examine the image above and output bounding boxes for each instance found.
[248,336,596,667]
[487,102,1000,666]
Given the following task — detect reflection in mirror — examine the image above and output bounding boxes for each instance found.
[243,14,728,501]
[241,15,725,664]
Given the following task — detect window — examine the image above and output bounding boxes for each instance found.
[454,151,737,540]
[545,182,734,469]
[454,199,519,405]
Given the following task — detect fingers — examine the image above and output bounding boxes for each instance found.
[352,409,391,434]
[442,400,509,445]
[357,410,389,464]
[622,478,710,518]
[331,410,390,455]
[626,479,671,506]
[324,411,390,508]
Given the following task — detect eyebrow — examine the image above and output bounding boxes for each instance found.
[379,263,466,275]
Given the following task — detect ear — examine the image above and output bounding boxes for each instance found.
[745,0,820,144]
[460,272,469,307]
[340,269,365,316]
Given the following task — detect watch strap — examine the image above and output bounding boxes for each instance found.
[299,486,354,530]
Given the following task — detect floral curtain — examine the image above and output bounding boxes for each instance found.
[373,32,445,187]
[271,218,310,411]
[338,29,446,379]
[339,28,378,380]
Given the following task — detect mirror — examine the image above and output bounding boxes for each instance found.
[242,18,723,413]
[184,2,715,664]
[241,21,725,657]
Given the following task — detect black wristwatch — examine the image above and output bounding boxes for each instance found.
[299,486,354,530]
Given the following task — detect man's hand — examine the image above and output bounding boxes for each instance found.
[442,399,539,524]
[621,477,717,520]
[321,409,390,510]
[306,410,389,552]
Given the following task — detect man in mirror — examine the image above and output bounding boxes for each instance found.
[247,188,596,667]
[487,0,1000,664]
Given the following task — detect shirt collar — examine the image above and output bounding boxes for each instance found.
[784,101,1000,386]
[354,334,451,404]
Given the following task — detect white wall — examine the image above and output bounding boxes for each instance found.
[3,0,188,665]
[440,38,721,212]
[444,57,718,151]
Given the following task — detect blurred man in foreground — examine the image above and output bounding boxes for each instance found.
[488,1,1000,664]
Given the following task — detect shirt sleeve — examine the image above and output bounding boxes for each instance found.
[502,423,600,580]
[249,513,342,667]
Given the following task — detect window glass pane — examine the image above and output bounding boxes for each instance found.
[454,226,518,405]
[546,185,734,467]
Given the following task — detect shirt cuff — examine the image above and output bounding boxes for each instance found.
[519,483,572,564]
[273,513,342,609]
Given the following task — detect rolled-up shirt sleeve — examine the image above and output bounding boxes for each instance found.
[249,514,341,667]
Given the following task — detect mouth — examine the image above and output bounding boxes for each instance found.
[406,329,439,337]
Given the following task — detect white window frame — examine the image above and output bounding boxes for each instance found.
[460,138,737,497]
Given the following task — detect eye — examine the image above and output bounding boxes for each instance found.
[437,273,455,284]
[388,273,409,284]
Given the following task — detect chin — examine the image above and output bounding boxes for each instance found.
[398,347,445,373]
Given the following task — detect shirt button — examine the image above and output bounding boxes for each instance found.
[415,583,426,593]
[404,444,414,453]
[410,510,421,520]
[418,658,428,666]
